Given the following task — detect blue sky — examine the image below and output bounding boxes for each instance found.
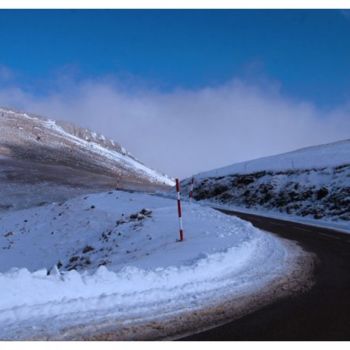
[0,9,349,108]
[1,10,350,176]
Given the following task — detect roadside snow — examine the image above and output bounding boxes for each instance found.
[0,190,311,340]
[181,140,350,225]
[203,201,350,234]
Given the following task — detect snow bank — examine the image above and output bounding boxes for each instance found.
[208,202,350,234]
[0,191,311,340]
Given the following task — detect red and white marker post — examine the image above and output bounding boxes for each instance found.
[189,177,194,203]
[175,178,184,242]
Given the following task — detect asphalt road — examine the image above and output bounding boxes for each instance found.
[183,209,350,341]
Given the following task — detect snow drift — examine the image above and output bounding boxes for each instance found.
[0,190,313,340]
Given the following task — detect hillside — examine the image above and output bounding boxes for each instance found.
[0,107,173,211]
[196,140,350,178]
[181,140,350,225]
[0,107,314,340]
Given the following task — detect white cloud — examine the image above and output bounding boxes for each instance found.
[0,74,349,178]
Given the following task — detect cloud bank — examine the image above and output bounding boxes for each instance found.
[0,72,349,178]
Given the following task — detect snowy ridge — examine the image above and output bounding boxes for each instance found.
[196,139,350,178]
[0,107,174,187]
[0,190,311,340]
[42,116,174,186]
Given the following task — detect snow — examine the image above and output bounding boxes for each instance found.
[43,117,174,186]
[0,107,315,339]
[0,107,174,186]
[183,139,350,225]
[0,190,308,340]
[196,139,350,178]
[199,200,350,235]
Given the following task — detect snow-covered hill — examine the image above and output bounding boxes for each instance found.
[0,107,173,211]
[0,107,315,340]
[196,139,350,178]
[182,140,350,225]
[0,190,312,340]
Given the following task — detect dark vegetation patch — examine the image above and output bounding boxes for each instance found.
[82,245,95,254]
[190,165,350,222]
[66,255,91,271]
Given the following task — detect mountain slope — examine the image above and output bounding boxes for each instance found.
[182,140,350,224]
[0,107,173,211]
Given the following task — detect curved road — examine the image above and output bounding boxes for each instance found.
[183,209,350,341]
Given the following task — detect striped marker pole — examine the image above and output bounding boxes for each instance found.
[175,178,184,242]
[189,177,194,203]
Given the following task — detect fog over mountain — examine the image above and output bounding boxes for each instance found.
[1,74,350,177]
